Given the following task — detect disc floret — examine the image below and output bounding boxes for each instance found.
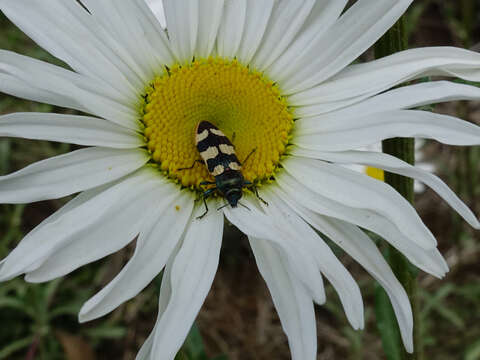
[141,58,294,189]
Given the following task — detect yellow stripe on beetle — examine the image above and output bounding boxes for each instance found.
[219,144,235,155]
[200,146,219,161]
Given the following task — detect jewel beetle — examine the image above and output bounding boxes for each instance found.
[180,121,266,219]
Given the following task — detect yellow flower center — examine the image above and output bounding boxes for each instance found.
[141,58,293,189]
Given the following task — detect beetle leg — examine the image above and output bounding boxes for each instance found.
[200,180,216,185]
[178,159,203,171]
[251,184,268,206]
[197,187,217,219]
[199,180,216,189]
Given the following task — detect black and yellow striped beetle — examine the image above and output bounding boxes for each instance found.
[180,121,266,219]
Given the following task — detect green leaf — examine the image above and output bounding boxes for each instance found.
[404,2,430,39]
[175,350,189,360]
[49,304,82,319]
[0,336,34,359]
[84,325,127,339]
[183,324,208,360]
[421,284,455,318]
[211,355,229,360]
[434,305,465,329]
[465,340,480,360]
[45,278,63,305]
[0,139,11,174]
[0,297,31,314]
[342,326,363,355]
[375,285,404,360]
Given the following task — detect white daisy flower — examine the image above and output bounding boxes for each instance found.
[1,1,480,359]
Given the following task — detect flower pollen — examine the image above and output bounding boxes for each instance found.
[141,58,293,189]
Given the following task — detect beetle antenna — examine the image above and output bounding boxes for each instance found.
[242,148,257,166]
[217,203,230,211]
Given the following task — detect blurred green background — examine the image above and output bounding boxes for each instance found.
[1,1,479,359]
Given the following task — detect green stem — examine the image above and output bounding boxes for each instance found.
[460,0,475,48]
[461,0,477,212]
[374,17,422,360]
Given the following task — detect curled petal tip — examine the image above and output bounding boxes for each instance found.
[77,310,90,324]
[78,302,96,324]
[24,273,43,284]
[473,220,480,230]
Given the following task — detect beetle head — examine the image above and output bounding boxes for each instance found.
[225,188,243,207]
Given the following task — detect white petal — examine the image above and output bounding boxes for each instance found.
[251,0,316,71]
[317,81,480,118]
[163,0,199,63]
[224,199,326,305]
[78,188,194,321]
[24,181,181,284]
[136,333,154,360]
[276,0,413,94]
[236,0,275,64]
[290,95,374,118]
[0,0,141,96]
[150,202,223,359]
[134,0,180,70]
[295,110,480,151]
[296,0,347,36]
[261,192,364,330]
[0,147,149,203]
[0,51,139,130]
[70,0,148,83]
[274,172,448,277]
[267,0,347,82]
[0,184,109,278]
[80,0,174,79]
[136,236,181,360]
[292,148,480,229]
[217,0,247,59]
[283,157,436,248]
[290,47,480,106]
[0,71,80,112]
[195,0,224,58]
[0,113,144,149]
[277,197,414,353]
[0,168,162,281]
[146,0,167,28]
[0,49,131,106]
[294,80,480,118]
[249,236,317,360]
